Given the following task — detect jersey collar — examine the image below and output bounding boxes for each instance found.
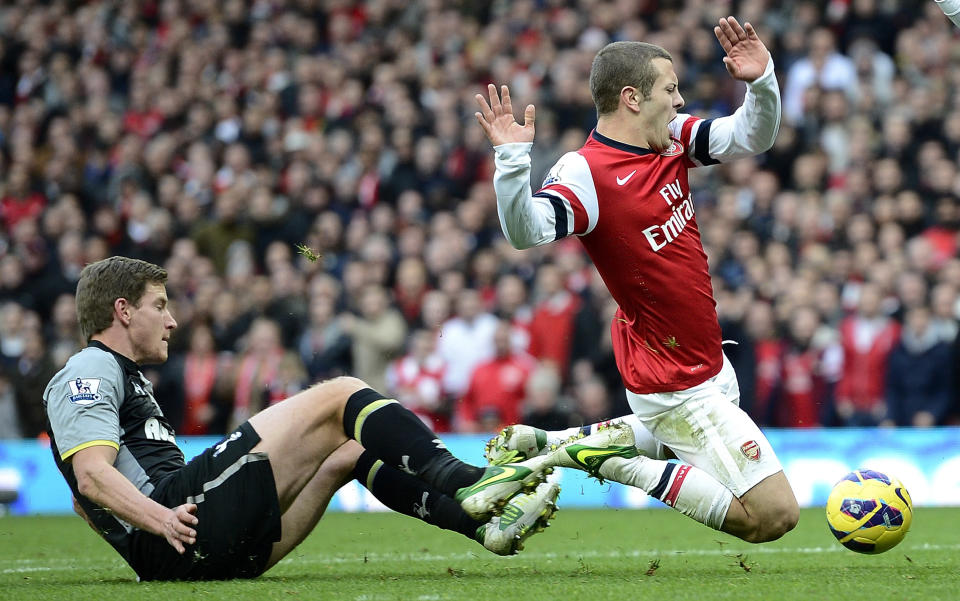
[88,340,140,374]
[591,130,657,156]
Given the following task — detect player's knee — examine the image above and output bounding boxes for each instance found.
[317,441,364,483]
[311,376,369,403]
[745,500,799,543]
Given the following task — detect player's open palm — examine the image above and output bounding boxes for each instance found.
[714,17,768,82]
[475,84,535,147]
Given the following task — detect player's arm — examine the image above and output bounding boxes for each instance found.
[475,84,558,249]
[936,0,960,28]
[70,444,198,554]
[682,17,780,164]
[476,84,583,249]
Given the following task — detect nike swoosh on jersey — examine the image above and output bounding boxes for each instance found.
[616,170,637,185]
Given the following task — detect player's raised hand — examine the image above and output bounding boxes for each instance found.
[475,84,535,147]
[714,17,769,82]
[162,503,198,554]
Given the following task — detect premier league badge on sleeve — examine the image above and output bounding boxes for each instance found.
[68,377,102,405]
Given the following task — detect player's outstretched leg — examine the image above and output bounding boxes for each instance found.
[459,422,637,518]
[485,414,664,465]
[342,387,552,520]
[484,422,737,536]
[355,449,560,555]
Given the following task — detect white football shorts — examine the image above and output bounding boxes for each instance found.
[625,353,783,498]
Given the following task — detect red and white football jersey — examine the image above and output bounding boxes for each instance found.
[491,58,781,394]
[537,124,721,393]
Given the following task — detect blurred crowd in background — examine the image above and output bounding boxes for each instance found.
[2,0,960,440]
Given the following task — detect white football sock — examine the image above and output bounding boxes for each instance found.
[598,455,734,530]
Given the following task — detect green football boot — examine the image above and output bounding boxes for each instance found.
[477,482,561,555]
[484,424,551,465]
[455,455,554,520]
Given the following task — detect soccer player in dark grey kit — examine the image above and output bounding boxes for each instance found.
[44,256,559,581]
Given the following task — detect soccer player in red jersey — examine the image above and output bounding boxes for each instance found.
[476,17,799,543]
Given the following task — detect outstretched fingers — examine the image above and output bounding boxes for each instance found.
[473,83,535,146]
[500,85,513,118]
[487,83,503,114]
[475,92,494,123]
[722,16,747,40]
[715,16,748,52]
[523,103,535,128]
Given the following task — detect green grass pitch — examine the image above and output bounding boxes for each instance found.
[1,507,956,601]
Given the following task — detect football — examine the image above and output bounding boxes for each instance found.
[825,469,913,554]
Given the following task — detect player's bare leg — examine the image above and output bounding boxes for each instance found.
[486,414,675,464]
[249,376,365,511]
[717,471,798,542]
[266,440,362,568]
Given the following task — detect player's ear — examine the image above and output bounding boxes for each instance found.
[620,86,641,112]
[114,297,132,326]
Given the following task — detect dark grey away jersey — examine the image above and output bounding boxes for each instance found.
[43,341,185,561]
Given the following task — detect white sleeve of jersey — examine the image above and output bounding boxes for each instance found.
[708,56,780,160]
[671,56,780,165]
[935,0,960,27]
[492,143,596,248]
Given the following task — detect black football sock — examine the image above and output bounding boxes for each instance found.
[353,449,483,540]
[343,388,483,496]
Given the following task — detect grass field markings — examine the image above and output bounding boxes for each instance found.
[4,542,956,576]
[276,542,960,567]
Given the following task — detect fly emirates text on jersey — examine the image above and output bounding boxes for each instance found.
[642,177,694,252]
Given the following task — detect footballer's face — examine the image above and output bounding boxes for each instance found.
[128,283,177,365]
[637,58,684,153]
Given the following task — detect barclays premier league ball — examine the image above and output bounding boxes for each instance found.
[825,469,913,554]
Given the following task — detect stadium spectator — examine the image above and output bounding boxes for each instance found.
[436,288,497,397]
[340,283,407,394]
[12,327,57,437]
[743,300,783,426]
[570,376,614,427]
[230,317,305,430]
[527,262,581,381]
[835,282,901,426]
[393,256,431,325]
[0,373,19,439]
[886,306,954,426]
[776,306,829,428]
[782,27,858,125]
[493,273,533,353]
[297,293,352,383]
[386,328,449,432]
[456,320,535,433]
[159,322,234,436]
[522,363,575,432]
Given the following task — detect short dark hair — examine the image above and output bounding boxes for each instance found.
[590,41,674,116]
[75,256,168,340]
